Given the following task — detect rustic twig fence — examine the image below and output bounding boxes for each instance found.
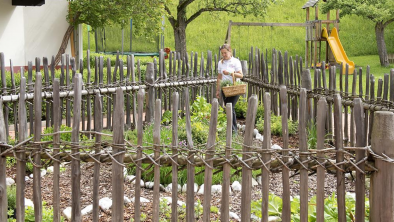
[0,49,394,222]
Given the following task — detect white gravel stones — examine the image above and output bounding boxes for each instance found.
[6,177,15,186]
[253,128,259,136]
[131,197,150,203]
[211,185,222,194]
[271,144,282,150]
[25,198,34,208]
[81,204,93,216]
[40,169,47,177]
[25,176,30,181]
[268,216,282,221]
[46,166,54,173]
[124,196,132,204]
[252,178,259,187]
[197,184,204,195]
[229,211,240,221]
[145,181,154,189]
[231,181,242,191]
[99,197,112,211]
[63,207,72,220]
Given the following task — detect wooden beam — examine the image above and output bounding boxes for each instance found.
[230,22,312,27]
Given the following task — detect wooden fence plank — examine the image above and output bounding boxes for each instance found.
[202,98,219,222]
[134,88,145,222]
[301,69,312,125]
[280,86,291,221]
[10,61,18,138]
[152,99,162,222]
[43,57,50,128]
[261,93,271,222]
[370,111,394,221]
[66,55,71,127]
[0,96,7,222]
[299,88,308,222]
[2,53,9,139]
[365,66,370,145]
[52,79,61,222]
[107,58,112,130]
[93,92,102,222]
[316,97,327,222]
[369,75,375,146]
[171,92,179,222]
[71,73,82,222]
[131,55,137,129]
[33,72,43,221]
[28,61,34,136]
[334,94,346,222]
[184,88,195,222]
[350,69,357,147]
[221,102,233,222]
[354,98,365,222]
[146,63,155,123]
[126,55,131,129]
[112,87,125,221]
[16,77,27,222]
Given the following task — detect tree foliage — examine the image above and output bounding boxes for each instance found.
[67,0,168,35]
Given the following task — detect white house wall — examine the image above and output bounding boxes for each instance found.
[0,0,71,68]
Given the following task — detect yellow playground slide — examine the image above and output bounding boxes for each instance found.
[322,27,355,74]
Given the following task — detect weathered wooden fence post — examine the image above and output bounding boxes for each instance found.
[52,79,61,222]
[316,97,327,222]
[33,72,43,221]
[171,92,179,222]
[146,63,155,123]
[370,111,394,221]
[134,88,145,222]
[241,94,258,222]
[261,92,271,222]
[299,88,308,222]
[112,88,125,221]
[184,88,195,222]
[354,98,365,221]
[152,99,161,222]
[71,73,82,222]
[202,98,219,222]
[0,98,7,222]
[221,102,233,222]
[93,92,102,222]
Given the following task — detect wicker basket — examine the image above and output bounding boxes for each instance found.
[222,73,246,97]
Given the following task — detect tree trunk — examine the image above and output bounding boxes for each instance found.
[174,9,187,59]
[55,25,75,66]
[375,22,389,67]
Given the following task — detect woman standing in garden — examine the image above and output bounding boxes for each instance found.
[216,44,243,134]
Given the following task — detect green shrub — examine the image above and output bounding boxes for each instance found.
[7,185,17,211]
[24,205,64,222]
[234,96,247,118]
[256,115,298,136]
[42,124,72,142]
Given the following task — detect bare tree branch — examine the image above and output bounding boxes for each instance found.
[178,0,195,13]
[186,7,233,25]
[165,5,176,27]
[383,18,394,28]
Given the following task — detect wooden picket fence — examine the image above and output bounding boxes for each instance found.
[0,49,394,222]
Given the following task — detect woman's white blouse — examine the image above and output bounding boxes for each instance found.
[218,57,242,84]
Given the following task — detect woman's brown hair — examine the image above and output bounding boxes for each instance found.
[220,44,232,63]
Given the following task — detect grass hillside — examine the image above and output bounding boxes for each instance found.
[83,0,394,62]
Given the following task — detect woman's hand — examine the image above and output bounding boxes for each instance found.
[216,90,220,98]
[222,70,230,75]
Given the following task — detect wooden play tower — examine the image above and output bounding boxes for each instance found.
[224,0,348,72]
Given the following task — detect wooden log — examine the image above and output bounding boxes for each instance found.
[334,94,346,222]
[0,95,7,222]
[184,88,195,222]
[66,55,71,127]
[71,73,82,222]
[1,53,9,140]
[384,73,389,101]
[299,88,308,222]
[152,99,162,222]
[52,79,61,222]
[280,86,291,221]
[301,69,313,126]
[93,92,102,222]
[171,92,179,222]
[220,103,233,222]
[112,88,125,221]
[369,75,375,146]
[354,98,365,222]
[370,111,394,221]
[350,69,357,147]
[202,98,219,222]
[316,97,327,222]
[86,51,92,139]
[365,66,370,145]
[390,69,394,102]
[16,77,27,222]
[10,61,18,138]
[43,57,50,128]
[146,63,155,123]
[107,58,112,130]
[261,93,271,222]
[134,89,145,222]
[33,72,43,221]
[80,59,85,131]
[131,55,137,129]
[28,61,34,136]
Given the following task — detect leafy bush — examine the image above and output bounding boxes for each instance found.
[234,96,247,118]
[251,192,369,221]
[7,185,16,212]
[42,124,73,142]
[256,115,298,136]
